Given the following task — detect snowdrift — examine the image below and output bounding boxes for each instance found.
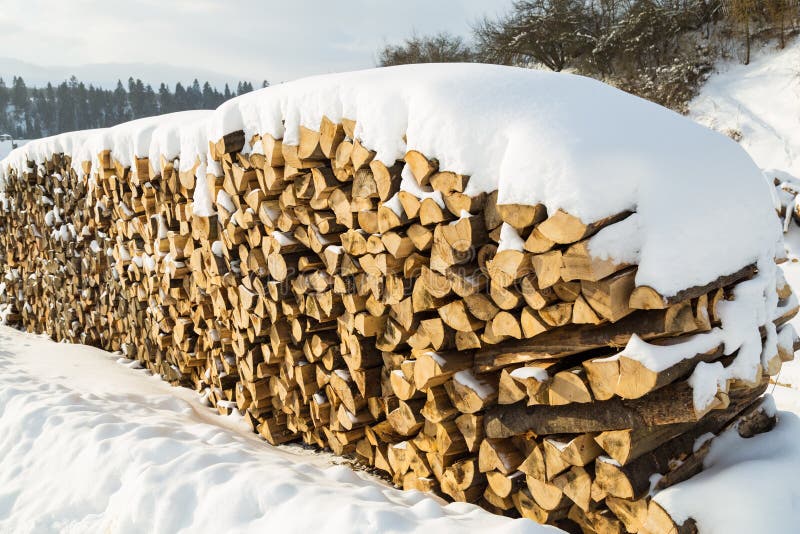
[4,327,800,534]
[0,64,795,532]
[0,326,556,534]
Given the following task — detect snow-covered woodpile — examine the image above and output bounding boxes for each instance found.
[0,65,796,533]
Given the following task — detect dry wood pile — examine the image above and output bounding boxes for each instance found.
[0,118,796,534]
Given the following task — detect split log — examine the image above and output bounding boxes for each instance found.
[537,210,632,245]
[485,378,765,438]
[475,303,699,373]
[629,264,757,310]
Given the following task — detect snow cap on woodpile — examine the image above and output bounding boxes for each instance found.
[1,63,782,298]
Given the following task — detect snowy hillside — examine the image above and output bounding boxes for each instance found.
[690,39,800,179]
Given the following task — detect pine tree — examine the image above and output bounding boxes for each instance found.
[75,80,90,130]
[86,86,104,129]
[202,81,216,109]
[56,81,75,134]
[189,79,202,109]
[142,84,157,117]
[236,81,254,95]
[113,80,130,124]
[0,79,8,133]
[174,82,187,111]
[11,77,28,113]
[0,79,8,110]
[158,83,173,114]
[44,83,56,133]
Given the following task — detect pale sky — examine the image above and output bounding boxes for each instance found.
[0,0,514,84]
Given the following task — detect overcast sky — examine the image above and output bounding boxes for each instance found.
[0,0,513,84]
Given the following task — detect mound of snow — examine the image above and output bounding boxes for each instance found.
[0,139,27,159]
[0,326,555,534]
[655,389,800,534]
[1,63,781,298]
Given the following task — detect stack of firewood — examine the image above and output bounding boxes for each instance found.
[0,116,795,534]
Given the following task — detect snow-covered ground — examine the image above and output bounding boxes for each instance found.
[0,326,797,533]
[653,389,800,533]
[0,326,554,534]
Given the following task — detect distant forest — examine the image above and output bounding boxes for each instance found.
[0,77,267,139]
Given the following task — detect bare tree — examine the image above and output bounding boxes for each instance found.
[474,0,594,72]
[377,32,475,67]
[723,0,759,64]
[765,0,798,48]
